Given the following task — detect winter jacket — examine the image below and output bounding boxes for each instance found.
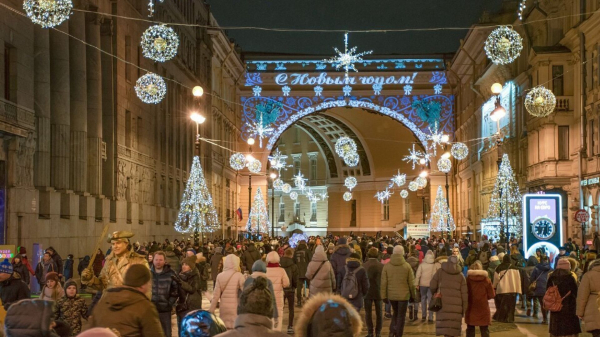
[242,244,261,273]
[464,249,478,268]
[214,313,288,337]
[487,257,501,280]
[576,259,600,332]
[548,269,581,336]
[330,244,352,291]
[5,299,60,337]
[279,256,298,292]
[0,275,31,310]
[210,254,245,329]
[50,252,63,278]
[54,294,88,335]
[243,270,278,319]
[343,257,369,309]
[493,265,522,295]
[528,261,551,297]
[380,254,415,301]
[415,251,436,287]
[293,244,312,280]
[78,256,90,276]
[406,255,419,273]
[11,259,30,286]
[89,287,165,337]
[177,268,203,313]
[295,293,363,337]
[465,269,495,327]
[363,258,383,300]
[84,250,149,291]
[197,256,209,291]
[150,264,179,313]
[265,252,290,315]
[165,250,181,273]
[305,245,335,296]
[63,258,74,281]
[210,252,224,281]
[430,257,468,337]
[35,259,57,285]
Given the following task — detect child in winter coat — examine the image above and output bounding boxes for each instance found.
[40,272,64,301]
[53,280,88,336]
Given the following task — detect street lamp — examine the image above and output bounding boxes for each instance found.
[192,86,204,97]
[189,112,206,244]
[269,172,277,238]
[247,138,255,237]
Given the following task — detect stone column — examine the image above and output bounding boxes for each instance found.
[33,27,51,188]
[50,24,70,190]
[69,2,87,193]
[100,19,115,198]
[86,7,103,196]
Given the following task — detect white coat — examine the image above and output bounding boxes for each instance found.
[415,251,436,287]
[209,254,245,329]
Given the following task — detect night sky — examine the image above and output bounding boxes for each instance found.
[206,0,505,56]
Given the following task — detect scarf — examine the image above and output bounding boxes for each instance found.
[267,263,279,268]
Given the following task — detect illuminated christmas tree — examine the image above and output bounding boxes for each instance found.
[174,156,219,238]
[247,188,270,235]
[429,186,455,233]
[485,154,522,240]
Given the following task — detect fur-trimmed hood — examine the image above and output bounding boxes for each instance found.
[467,269,489,281]
[435,256,448,264]
[295,292,363,337]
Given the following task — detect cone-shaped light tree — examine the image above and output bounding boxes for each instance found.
[174,156,219,239]
[247,187,270,235]
[485,153,522,241]
[429,186,456,233]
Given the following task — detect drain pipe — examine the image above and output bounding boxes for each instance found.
[579,30,586,211]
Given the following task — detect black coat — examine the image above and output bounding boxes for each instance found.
[330,245,352,290]
[293,244,312,280]
[280,256,299,291]
[363,258,383,300]
[51,252,63,277]
[150,265,179,313]
[344,260,369,309]
[177,268,203,313]
[63,258,74,281]
[548,269,581,336]
[12,262,30,285]
[210,252,223,281]
[0,276,30,310]
[242,245,261,273]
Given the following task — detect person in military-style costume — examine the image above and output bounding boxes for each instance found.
[81,231,149,291]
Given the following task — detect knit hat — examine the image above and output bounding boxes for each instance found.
[182,256,198,271]
[367,247,379,258]
[393,245,404,255]
[45,271,59,283]
[556,258,571,271]
[266,251,280,264]
[186,248,197,255]
[453,243,459,248]
[0,258,13,275]
[123,264,152,287]
[349,252,361,260]
[337,237,347,245]
[64,280,78,293]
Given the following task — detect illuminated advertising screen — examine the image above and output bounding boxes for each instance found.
[522,194,562,266]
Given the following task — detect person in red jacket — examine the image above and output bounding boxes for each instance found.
[465,261,495,337]
[16,247,35,277]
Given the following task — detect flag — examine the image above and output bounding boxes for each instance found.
[236,208,243,221]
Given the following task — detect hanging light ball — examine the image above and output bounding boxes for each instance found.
[343,191,353,201]
[135,73,167,104]
[141,24,179,62]
[290,191,298,200]
[408,181,419,191]
[273,178,284,190]
[247,159,262,173]
[484,26,523,65]
[24,0,73,28]
[400,190,409,198]
[344,152,360,167]
[282,184,292,194]
[451,142,469,160]
[335,136,357,157]
[344,176,357,190]
[525,86,557,117]
[416,176,427,188]
[229,153,246,170]
[437,157,452,174]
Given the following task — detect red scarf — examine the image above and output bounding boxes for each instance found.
[267,263,279,268]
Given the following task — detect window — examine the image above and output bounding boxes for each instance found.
[310,157,317,180]
[382,199,390,221]
[310,202,317,222]
[125,110,132,148]
[558,126,569,160]
[294,202,300,219]
[279,197,285,222]
[552,65,564,96]
[125,36,132,82]
[294,158,301,175]
[403,198,410,221]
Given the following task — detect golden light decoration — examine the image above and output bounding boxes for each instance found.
[24,0,73,28]
[290,191,298,200]
[416,176,427,188]
[344,152,360,167]
[273,178,284,190]
[141,24,179,62]
[451,142,469,160]
[484,26,523,65]
[343,191,353,201]
[525,86,557,117]
[247,159,262,173]
[400,190,409,198]
[229,153,246,171]
[408,181,419,191]
[282,184,292,194]
[437,157,452,174]
[335,137,357,157]
[134,73,167,104]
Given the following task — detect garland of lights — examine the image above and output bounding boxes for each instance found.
[247,188,270,235]
[408,181,419,191]
[415,176,427,189]
[484,154,522,235]
[290,191,298,200]
[282,184,292,194]
[525,86,556,117]
[484,26,523,65]
[343,152,360,167]
[335,137,357,157]
[24,0,73,28]
[273,178,284,190]
[135,73,167,104]
[147,0,164,17]
[141,24,179,62]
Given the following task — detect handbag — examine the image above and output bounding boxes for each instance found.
[428,270,443,312]
[175,293,189,313]
[528,270,545,293]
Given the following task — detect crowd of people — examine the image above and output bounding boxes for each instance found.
[0,231,599,337]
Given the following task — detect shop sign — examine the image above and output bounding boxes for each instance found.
[581,177,600,186]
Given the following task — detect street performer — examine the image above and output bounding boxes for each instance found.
[81,231,149,290]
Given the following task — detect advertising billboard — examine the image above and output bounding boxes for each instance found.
[523,194,562,266]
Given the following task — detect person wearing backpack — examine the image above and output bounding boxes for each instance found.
[546,258,581,336]
[478,243,491,271]
[380,245,415,337]
[330,237,352,295]
[294,241,312,306]
[341,252,369,311]
[529,255,552,323]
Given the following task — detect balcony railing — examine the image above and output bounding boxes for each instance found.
[0,98,35,134]
[555,96,572,111]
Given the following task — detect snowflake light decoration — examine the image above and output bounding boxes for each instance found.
[343,85,352,97]
[268,148,290,173]
[389,170,406,188]
[135,73,167,104]
[335,137,357,157]
[314,86,323,97]
[403,144,426,170]
[229,153,246,171]
[282,86,291,96]
[320,191,329,200]
[343,191,353,201]
[373,83,382,95]
[293,173,307,190]
[273,178,284,190]
[518,0,527,20]
[525,86,556,117]
[247,112,274,148]
[451,142,469,160]
[437,157,452,174]
[290,191,298,200]
[416,176,428,189]
[400,190,409,198]
[404,85,413,95]
[375,188,393,203]
[281,184,292,194]
[408,181,419,191]
[344,152,360,167]
[247,159,262,173]
[344,176,358,190]
[306,188,321,203]
[323,33,373,82]
[426,123,449,156]
[141,24,179,62]
[24,0,73,28]
[484,26,523,65]
[147,0,164,17]
[253,86,262,97]
[434,84,443,95]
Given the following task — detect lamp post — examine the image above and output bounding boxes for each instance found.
[190,111,206,246]
[440,150,452,239]
[247,138,255,238]
[418,159,428,228]
[490,82,509,250]
[269,172,277,238]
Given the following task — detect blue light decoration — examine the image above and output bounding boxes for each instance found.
[253,86,262,97]
[522,194,563,267]
[247,100,281,148]
[282,86,291,96]
[323,33,373,83]
[314,86,323,97]
[412,99,441,126]
[434,84,443,95]
[343,85,352,96]
[373,83,382,95]
[404,85,413,95]
[288,232,309,248]
[246,58,444,72]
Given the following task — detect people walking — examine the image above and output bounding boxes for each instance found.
[430,255,468,337]
[280,247,299,334]
[465,261,494,337]
[242,242,261,273]
[150,251,179,337]
[340,252,369,311]
[293,240,312,304]
[576,259,600,337]
[492,254,522,323]
[174,256,204,333]
[266,251,290,331]
[0,258,31,311]
[547,258,581,337]
[529,255,552,323]
[305,245,335,296]
[35,252,57,289]
[330,237,352,295]
[11,254,30,286]
[380,245,415,337]
[210,247,224,287]
[363,247,384,337]
[295,293,363,337]
[415,250,436,322]
[209,254,245,329]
